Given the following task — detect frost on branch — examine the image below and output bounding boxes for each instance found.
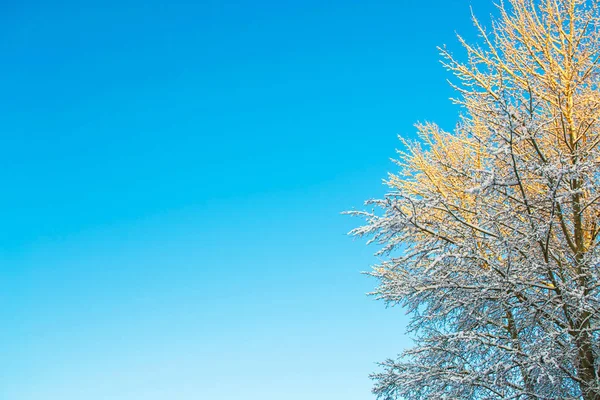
[348,0,600,398]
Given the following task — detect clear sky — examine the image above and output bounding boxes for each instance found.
[0,1,497,399]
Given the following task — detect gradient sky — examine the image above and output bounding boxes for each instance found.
[0,1,498,399]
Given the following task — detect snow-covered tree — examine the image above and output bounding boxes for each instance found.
[348,0,600,398]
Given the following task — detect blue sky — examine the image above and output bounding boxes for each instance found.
[0,1,497,399]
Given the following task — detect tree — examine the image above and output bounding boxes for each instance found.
[348,0,600,398]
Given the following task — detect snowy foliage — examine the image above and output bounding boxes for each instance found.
[348,1,600,398]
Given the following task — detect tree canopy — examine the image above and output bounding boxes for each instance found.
[349,0,600,398]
